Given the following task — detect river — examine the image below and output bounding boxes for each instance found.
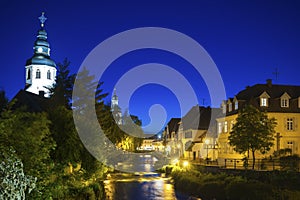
[104,154,193,200]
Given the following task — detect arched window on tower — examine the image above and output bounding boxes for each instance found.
[27,68,31,80]
[47,70,51,80]
[36,69,41,79]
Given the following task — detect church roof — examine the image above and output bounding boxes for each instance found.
[26,55,56,67]
[12,90,50,112]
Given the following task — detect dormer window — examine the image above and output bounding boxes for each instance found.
[261,98,267,107]
[260,91,270,107]
[281,99,289,108]
[280,92,291,108]
[234,101,238,110]
[221,101,226,114]
[298,97,300,108]
[228,103,232,112]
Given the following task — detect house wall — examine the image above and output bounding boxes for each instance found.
[217,112,300,165]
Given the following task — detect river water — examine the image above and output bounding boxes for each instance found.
[104,154,192,200]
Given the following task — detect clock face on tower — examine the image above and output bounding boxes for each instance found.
[38,47,43,53]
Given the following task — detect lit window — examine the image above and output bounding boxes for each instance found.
[36,69,41,79]
[230,120,234,131]
[47,70,51,80]
[218,122,222,134]
[287,118,294,131]
[224,121,228,133]
[228,103,232,112]
[234,101,238,110]
[281,98,289,108]
[27,69,31,80]
[260,98,267,107]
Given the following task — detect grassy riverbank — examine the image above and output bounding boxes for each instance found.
[161,165,300,200]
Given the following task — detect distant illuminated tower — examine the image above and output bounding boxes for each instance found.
[111,88,122,125]
[111,88,119,110]
[25,12,56,97]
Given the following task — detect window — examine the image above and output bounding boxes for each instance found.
[228,103,232,112]
[224,121,228,133]
[234,101,238,110]
[230,120,234,131]
[287,118,294,131]
[47,70,51,80]
[287,141,294,154]
[36,69,41,79]
[260,98,267,107]
[27,69,31,80]
[218,122,222,134]
[281,98,289,108]
[185,131,192,138]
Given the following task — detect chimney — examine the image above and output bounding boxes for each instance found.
[39,90,45,97]
[266,79,272,87]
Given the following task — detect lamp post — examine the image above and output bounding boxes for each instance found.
[205,139,209,164]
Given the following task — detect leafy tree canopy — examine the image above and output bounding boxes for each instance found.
[229,105,277,169]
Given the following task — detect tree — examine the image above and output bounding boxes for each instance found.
[48,58,75,108]
[0,89,8,113]
[228,105,277,169]
[0,109,55,198]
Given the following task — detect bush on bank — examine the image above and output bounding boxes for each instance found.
[162,165,300,200]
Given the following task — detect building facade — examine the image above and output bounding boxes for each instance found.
[164,106,221,160]
[217,80,300,165]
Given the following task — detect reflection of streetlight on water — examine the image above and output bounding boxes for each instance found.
[205,139,209,163]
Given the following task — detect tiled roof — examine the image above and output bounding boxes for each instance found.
[182,106,222,132]
[226,80,300,115]
[167,118,181,134]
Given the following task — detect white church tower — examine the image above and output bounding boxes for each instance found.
[111,88,123,125]
[25,12,56,98]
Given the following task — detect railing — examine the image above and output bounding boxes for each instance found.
[191,158,300,172]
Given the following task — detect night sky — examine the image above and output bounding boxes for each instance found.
[1,0,300,133]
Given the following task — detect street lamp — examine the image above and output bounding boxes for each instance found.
[205,139,209,163]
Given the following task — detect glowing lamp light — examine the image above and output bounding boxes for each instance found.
[182,160,189,167]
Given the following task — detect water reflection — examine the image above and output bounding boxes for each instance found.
[105,154,190,200]
[104,173,187,200]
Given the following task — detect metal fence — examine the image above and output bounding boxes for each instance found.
[193,158,300,172]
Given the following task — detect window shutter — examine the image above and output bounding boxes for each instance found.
[294,117,297,130]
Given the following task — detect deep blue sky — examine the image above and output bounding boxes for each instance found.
[1,0,300,133]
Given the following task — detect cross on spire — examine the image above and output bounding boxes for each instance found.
[38,12,47,27]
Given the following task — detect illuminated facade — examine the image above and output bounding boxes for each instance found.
[217,80,300,165]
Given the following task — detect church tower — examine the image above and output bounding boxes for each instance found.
[111,88,119,111]
[111,88,122,125]
[25,12,56,98]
